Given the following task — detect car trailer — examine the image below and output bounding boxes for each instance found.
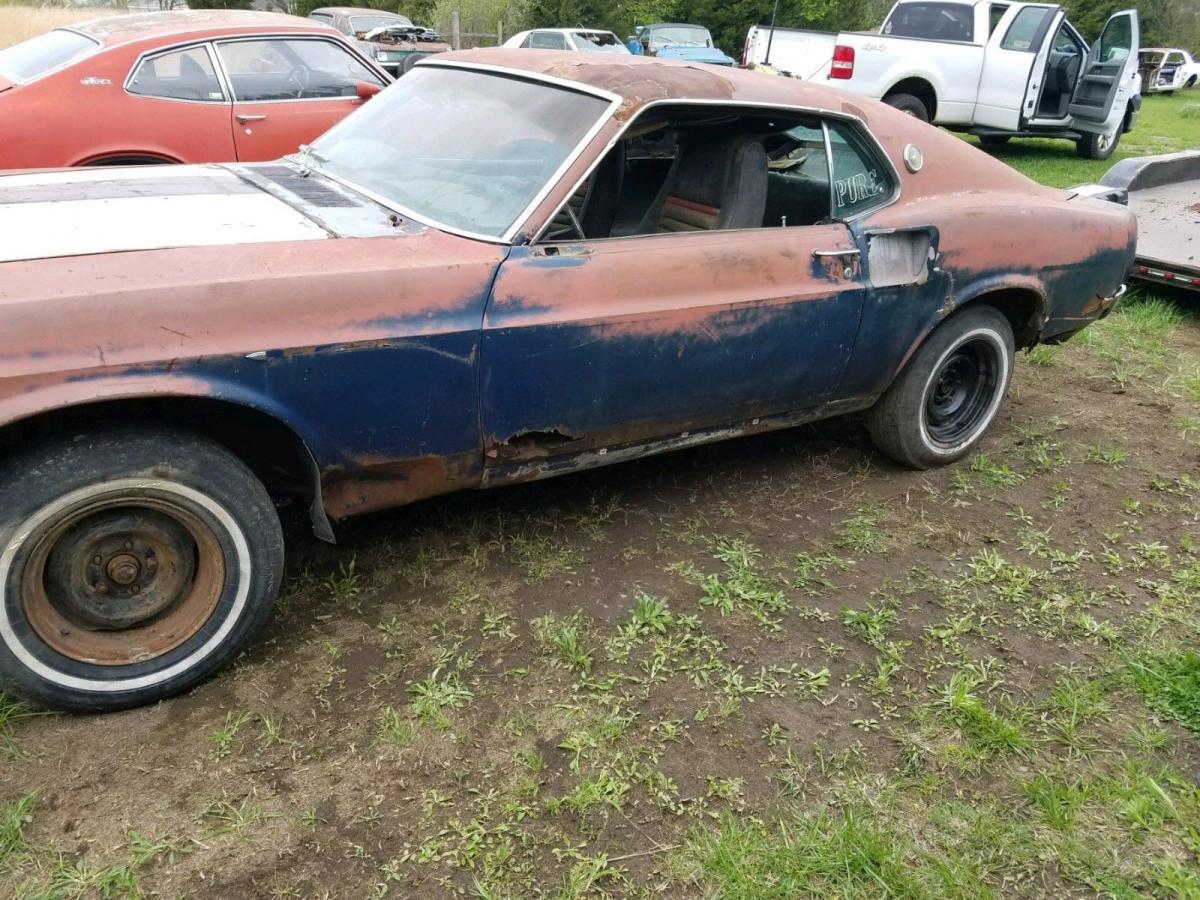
[1098,151,1200,293]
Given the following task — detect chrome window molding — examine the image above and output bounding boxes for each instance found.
[529,97,903,245]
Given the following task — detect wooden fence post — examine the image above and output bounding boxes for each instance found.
[451,11,461,50]
[497,21,503,45]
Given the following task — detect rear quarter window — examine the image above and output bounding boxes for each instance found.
[882,3,974,42]
[0,29,99,83]
[827,121,894,218]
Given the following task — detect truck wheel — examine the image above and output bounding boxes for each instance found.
[1076,126,1120,160]
[1187,76,1197,89]
[0,428,284,712]
[867,305,1014,469]
[883,92,929,123]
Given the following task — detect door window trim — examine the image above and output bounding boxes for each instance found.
[123,41,228,105]
[211,34,385,105]
[529,98,902,245]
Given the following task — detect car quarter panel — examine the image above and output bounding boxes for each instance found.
[0,233,508,519]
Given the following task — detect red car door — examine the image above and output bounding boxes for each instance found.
[214,36,384,161]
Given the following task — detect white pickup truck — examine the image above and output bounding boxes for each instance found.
[743,1,1142,159]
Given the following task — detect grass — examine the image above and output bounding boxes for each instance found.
[1128,650,1200,734]
[0,4,103,50]
[966,92,1200,187]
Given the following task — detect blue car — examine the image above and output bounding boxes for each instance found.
[635,23,736,66]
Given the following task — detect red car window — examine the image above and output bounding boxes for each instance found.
[216,38,380,102]
[128,46,225,103]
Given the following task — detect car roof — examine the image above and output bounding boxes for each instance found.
[310,8,409,17]
[528,27,618,35]
[67,10,337,46]
[437,49,868,112]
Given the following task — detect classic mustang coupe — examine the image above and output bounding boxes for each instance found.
[0,51,1134,711]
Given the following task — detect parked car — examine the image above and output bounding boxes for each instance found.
[502,28,629,53]
[743,1,1142,159]
[0,10,389,169]
[308,7,449,76]
[1137,48,1199,94]
[0,50,1134,711]
[633,23,735,66]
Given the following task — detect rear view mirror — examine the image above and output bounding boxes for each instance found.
[356,81,382,101]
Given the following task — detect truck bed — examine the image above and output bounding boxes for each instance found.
[1101,152,1200,292]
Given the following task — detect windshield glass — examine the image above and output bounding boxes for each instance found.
[0,29,98,83]
[573,32,626,52]
[649,26,711,47]
[308,67,610,239]
[882,3,974,41]
[351,14,410,34]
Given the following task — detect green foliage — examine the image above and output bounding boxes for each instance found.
[1128,650,1200,734]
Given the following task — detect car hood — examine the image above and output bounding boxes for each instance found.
[0,163,408,264]
[654,46,735,65]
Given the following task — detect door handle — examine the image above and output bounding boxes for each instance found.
[236,114,267,124]
[812,248,861,258]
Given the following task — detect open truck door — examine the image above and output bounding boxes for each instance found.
[1068,9,1139,158]
[973,4,1064,132]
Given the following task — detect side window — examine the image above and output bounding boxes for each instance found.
[1051,24,1078,53]
[1000,6,1051,51]
[988,4,1009,36]
[1095,14,1132,63]
[217,38,381,102]
[1166,52,1183,65]
[529,31,566,49]
[519,33,532,48]
[127,46,224,102]
[826,121,894,218]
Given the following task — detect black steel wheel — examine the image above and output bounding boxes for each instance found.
[867,305,1015,469]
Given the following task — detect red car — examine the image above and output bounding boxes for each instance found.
[0,10,389,168]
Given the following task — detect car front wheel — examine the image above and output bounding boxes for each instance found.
[0,428,283,711]
[867,305,1015,469]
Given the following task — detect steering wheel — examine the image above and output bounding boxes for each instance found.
[285,64,311,99]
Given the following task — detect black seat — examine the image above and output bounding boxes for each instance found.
[639,134,768,234]
[178,54,214,101]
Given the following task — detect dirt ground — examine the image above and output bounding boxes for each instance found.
[2,286,1199,898]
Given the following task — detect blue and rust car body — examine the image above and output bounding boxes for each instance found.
[0,50,1136,539]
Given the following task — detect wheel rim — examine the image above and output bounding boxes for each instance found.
[923,338,1002,448]
[21,496,224,665]
[1097,132,1113,153]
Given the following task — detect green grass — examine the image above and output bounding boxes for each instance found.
[1128,650,1200,734]
[965,93,1199,187]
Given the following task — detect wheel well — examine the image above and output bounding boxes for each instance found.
[885,78,937,119]
[0,398,331,538]
[81,154,177,167]
[966,288,1042,349]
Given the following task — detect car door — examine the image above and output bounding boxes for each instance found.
[973,4,1062,130]
[1067,9,1139,134]
[214,36,384,161]
[479,115,888,471]
[121,43,236,162]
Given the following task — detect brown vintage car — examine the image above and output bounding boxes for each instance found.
[0,51,1135,711]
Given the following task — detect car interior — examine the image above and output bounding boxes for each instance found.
[1035,23,1085,118]
[542,106,891,242]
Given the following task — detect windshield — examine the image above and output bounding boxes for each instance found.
[649,26,712,47]
[308,67,610,239]
[0,29,98,83]
[882,3,974,42]
[573,32,626,53]
[351,14,410,35]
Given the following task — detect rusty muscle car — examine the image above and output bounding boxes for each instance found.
[0,51,1135,711]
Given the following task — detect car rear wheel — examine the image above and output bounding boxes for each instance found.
[867,305,1015,469]
[1076,126,1121,160]
[0,429,283,711]
[883,92,930,123]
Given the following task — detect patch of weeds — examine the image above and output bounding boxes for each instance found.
[626,594,672,638]
[706,776,744,802]
[323,554,362,601]
[0,692,46,759]
[933,671,1030,759]
[1085,444,1126,468]
[201,797,271,837]
[1025,344,1059,366]
[837,505,887,554]
[1022,774,1089,831]
[1128,650,1200,733]
[207,711,251,761]
[970,453,1025,488]
[554,769,631,815]
[697,538,788,628]
[1,793,35,864]
[841,598,897,648]
[531,612,594,677]
[509,534,582,582]
[375,706,414,745]
[408,666,474,729]
[792,549,848,594]
[569,493,624,540]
